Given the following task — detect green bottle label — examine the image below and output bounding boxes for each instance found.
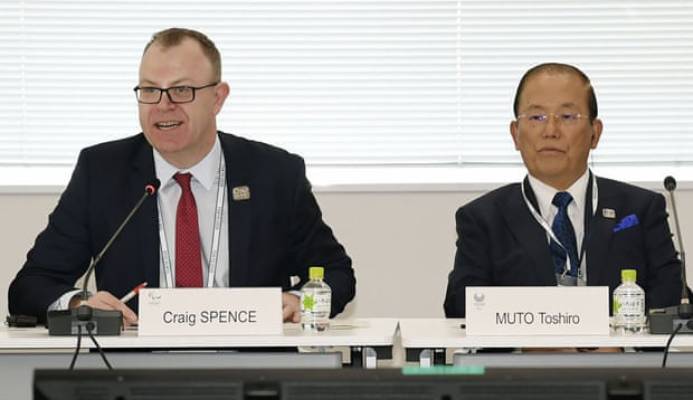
[302,294,315,311]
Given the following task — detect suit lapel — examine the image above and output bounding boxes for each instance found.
[586,177,617,285]
[220,133,252,286]
[501,182,556,283]
[130,135,160,288]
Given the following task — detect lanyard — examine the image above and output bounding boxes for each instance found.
[158,152,227,288]
[521,172,598,282]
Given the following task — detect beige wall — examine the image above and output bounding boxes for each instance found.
[1,188,691,319]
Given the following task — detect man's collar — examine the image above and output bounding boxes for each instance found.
[527,169,590,216]
[153,135,221,191]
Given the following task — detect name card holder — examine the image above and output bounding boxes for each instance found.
[138,287,282,336]
[465,286,609,336]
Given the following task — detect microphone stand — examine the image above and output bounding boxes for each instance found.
[649,176,693,334]
[47,182,159,336]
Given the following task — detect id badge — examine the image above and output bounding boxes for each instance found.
[556,272,578,287]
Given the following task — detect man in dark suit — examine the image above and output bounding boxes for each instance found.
[444,63,681,318]
[9,28,355,324]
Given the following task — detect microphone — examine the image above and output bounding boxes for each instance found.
[79,180,160,303]
[664,176,690,309]
[649,176,693,334]
[664,176,677,192]
[47,180,160,336]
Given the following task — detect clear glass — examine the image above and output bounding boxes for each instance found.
[613,279,646,334]
[516,112,585,129]
[300,276,331,332]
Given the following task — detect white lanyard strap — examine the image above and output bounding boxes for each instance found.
[521,172,598,278]
[206,155,226,288]
[157,208,174,289]
[158,152,226,288]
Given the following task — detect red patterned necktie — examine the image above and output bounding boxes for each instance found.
[174,173,203,287]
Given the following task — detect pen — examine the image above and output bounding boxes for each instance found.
[120,282,148,303]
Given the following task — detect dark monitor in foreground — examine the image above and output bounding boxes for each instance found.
[34,367,693,400]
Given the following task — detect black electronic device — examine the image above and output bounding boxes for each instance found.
[46,180,160,336]
[648,176,693,334]
[33,367,693,400]
[6,314,38,327]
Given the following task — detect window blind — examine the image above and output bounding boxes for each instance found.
[0,0,691,173]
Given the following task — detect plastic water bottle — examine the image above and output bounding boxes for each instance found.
[612,269,646,334]
[300,266,331,332]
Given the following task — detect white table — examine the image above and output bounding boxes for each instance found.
[1,318,397,400]
[399,318,693,367]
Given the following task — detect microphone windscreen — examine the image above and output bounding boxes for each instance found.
[145,179,161,195]
[664,176,677,191]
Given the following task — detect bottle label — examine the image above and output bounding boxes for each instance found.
[301,293,331,313]
[613,295,644,316]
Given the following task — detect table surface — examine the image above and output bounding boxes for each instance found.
[399,318,693,349]
[9,317,692,352]
[0,318,398,350]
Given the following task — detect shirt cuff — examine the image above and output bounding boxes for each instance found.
[47,289,89,311]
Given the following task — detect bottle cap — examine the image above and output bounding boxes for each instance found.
[308,266,324,280]
[621,269,637,282]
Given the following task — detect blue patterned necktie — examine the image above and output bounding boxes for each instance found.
[550,192,579,279]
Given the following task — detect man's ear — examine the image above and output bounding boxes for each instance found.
[590,118,603,149]
[213,82,230,115]
[510,120,521,150]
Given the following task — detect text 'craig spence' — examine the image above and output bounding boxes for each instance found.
[163,310,257,327]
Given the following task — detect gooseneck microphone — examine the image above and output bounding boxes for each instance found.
[649,176,693,337]
[48,180,160,336]
[662,176,692,316]
[79,180,160,303]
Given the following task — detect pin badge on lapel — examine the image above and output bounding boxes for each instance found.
[232,185,251,201]
[602,208,616,219]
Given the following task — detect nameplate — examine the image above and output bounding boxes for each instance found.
[138,287,282,336]
[465,286,609,336]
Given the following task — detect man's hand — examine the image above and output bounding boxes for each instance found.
[69,291,138,326]
[282,292,301,323]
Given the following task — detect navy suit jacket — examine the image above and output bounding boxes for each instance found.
[444,176,682,318]
[9,132,355,322]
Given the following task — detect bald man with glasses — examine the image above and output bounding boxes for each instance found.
[444,63,682,319]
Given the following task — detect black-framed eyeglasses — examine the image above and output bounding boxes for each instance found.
[133,82,219,104]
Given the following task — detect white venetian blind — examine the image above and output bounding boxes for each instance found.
[0,0,691,173]
[455,0,693,165]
